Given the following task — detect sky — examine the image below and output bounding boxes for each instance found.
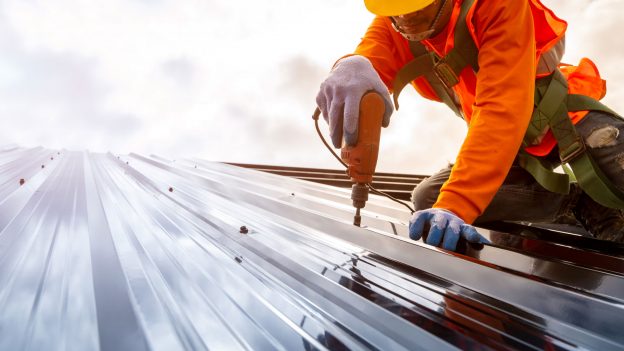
[1,0,623,174]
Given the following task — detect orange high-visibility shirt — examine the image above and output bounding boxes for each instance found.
[353,0,604,223]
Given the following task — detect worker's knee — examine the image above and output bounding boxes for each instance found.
[576,111,624,190]
[411,176,445,211]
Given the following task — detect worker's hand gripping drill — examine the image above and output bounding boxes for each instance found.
[315,54,488,251]
[316,55,394,148]
[315,55,394,226]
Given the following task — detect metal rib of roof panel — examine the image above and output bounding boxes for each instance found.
[1,147,623,351]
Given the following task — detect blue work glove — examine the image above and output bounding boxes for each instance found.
[408,208,489,251]
[316,55,394,148]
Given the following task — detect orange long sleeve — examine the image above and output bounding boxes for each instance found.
[353,1,537,223]
[433,1,536,223]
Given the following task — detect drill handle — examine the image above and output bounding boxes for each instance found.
[341,91,385,184]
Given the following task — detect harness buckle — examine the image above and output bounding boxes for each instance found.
[433,60,460,89]
[559,138,586,164]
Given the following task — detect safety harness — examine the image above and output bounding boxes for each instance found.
[392,0,624,209]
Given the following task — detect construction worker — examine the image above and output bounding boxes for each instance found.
[316,0,624,251]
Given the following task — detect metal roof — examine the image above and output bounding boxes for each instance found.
[1,146,623,350]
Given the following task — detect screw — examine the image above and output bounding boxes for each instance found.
[19,179,25,186]
[41,165,45,169]
[50,157,54,160]
[239,226,249,234]
[234,256,243,263]
[168,187,173,192]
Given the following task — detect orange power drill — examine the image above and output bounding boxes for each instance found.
[340,92,385,226]
[312,91,385,227]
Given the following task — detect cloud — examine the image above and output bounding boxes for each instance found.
[544,0,624,112]
[161,58,196,89]
[0,0,374,165]
[0,0,622,176]
[0,10,143,151]
[278,55,328,107]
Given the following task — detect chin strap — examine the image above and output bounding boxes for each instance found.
[390,0,451,42]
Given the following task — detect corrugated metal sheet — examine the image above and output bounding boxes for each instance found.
[226,162,427,201]
[1,146,623,351]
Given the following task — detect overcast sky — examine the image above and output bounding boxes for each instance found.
[1,0,623,174]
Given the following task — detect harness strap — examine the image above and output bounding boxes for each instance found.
[567,94,619,117]
[537,71,581,160]
[572,153,624,208]
[392,46,436,109]
[521,70,624,208]
[440,0,479,75]
[392,0,476,115]
[517,151,570,194]
[424,55,465,118]
[520,71,575,194]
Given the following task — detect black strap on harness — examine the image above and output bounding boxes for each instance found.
[391,0,624,208]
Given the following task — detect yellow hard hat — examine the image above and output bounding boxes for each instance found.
[363,0,436,16]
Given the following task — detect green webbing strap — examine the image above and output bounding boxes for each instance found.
[392,0,477,114]
[524,82,550,146]
[393,43,464,117]
[569,153,624,208]
[517,151,570,194]
[522,70,624,208]
[562,163,576,182]
[521,70,582,194]
[567,94,621,118]
[392,50,436,110]
[426,60,465,117]
[538,71,580,158]
[442,0,479,74]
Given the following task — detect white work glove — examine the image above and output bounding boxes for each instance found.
[316,55,394,148]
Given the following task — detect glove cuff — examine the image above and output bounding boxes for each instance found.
[332,55,372,71]
[433,207,461,219]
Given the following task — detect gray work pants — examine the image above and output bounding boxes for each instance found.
[411,111,624,225]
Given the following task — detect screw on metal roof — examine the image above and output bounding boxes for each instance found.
[168,187,173,192]
[19,179,25,186]
[41,165,45,169]
[239,226,249,234]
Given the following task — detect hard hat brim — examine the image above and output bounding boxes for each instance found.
[363,0,436,17]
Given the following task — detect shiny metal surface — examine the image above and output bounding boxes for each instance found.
[1,148,623,350]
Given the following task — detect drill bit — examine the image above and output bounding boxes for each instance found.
[354,208,362,227]
[351,183,368,227]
